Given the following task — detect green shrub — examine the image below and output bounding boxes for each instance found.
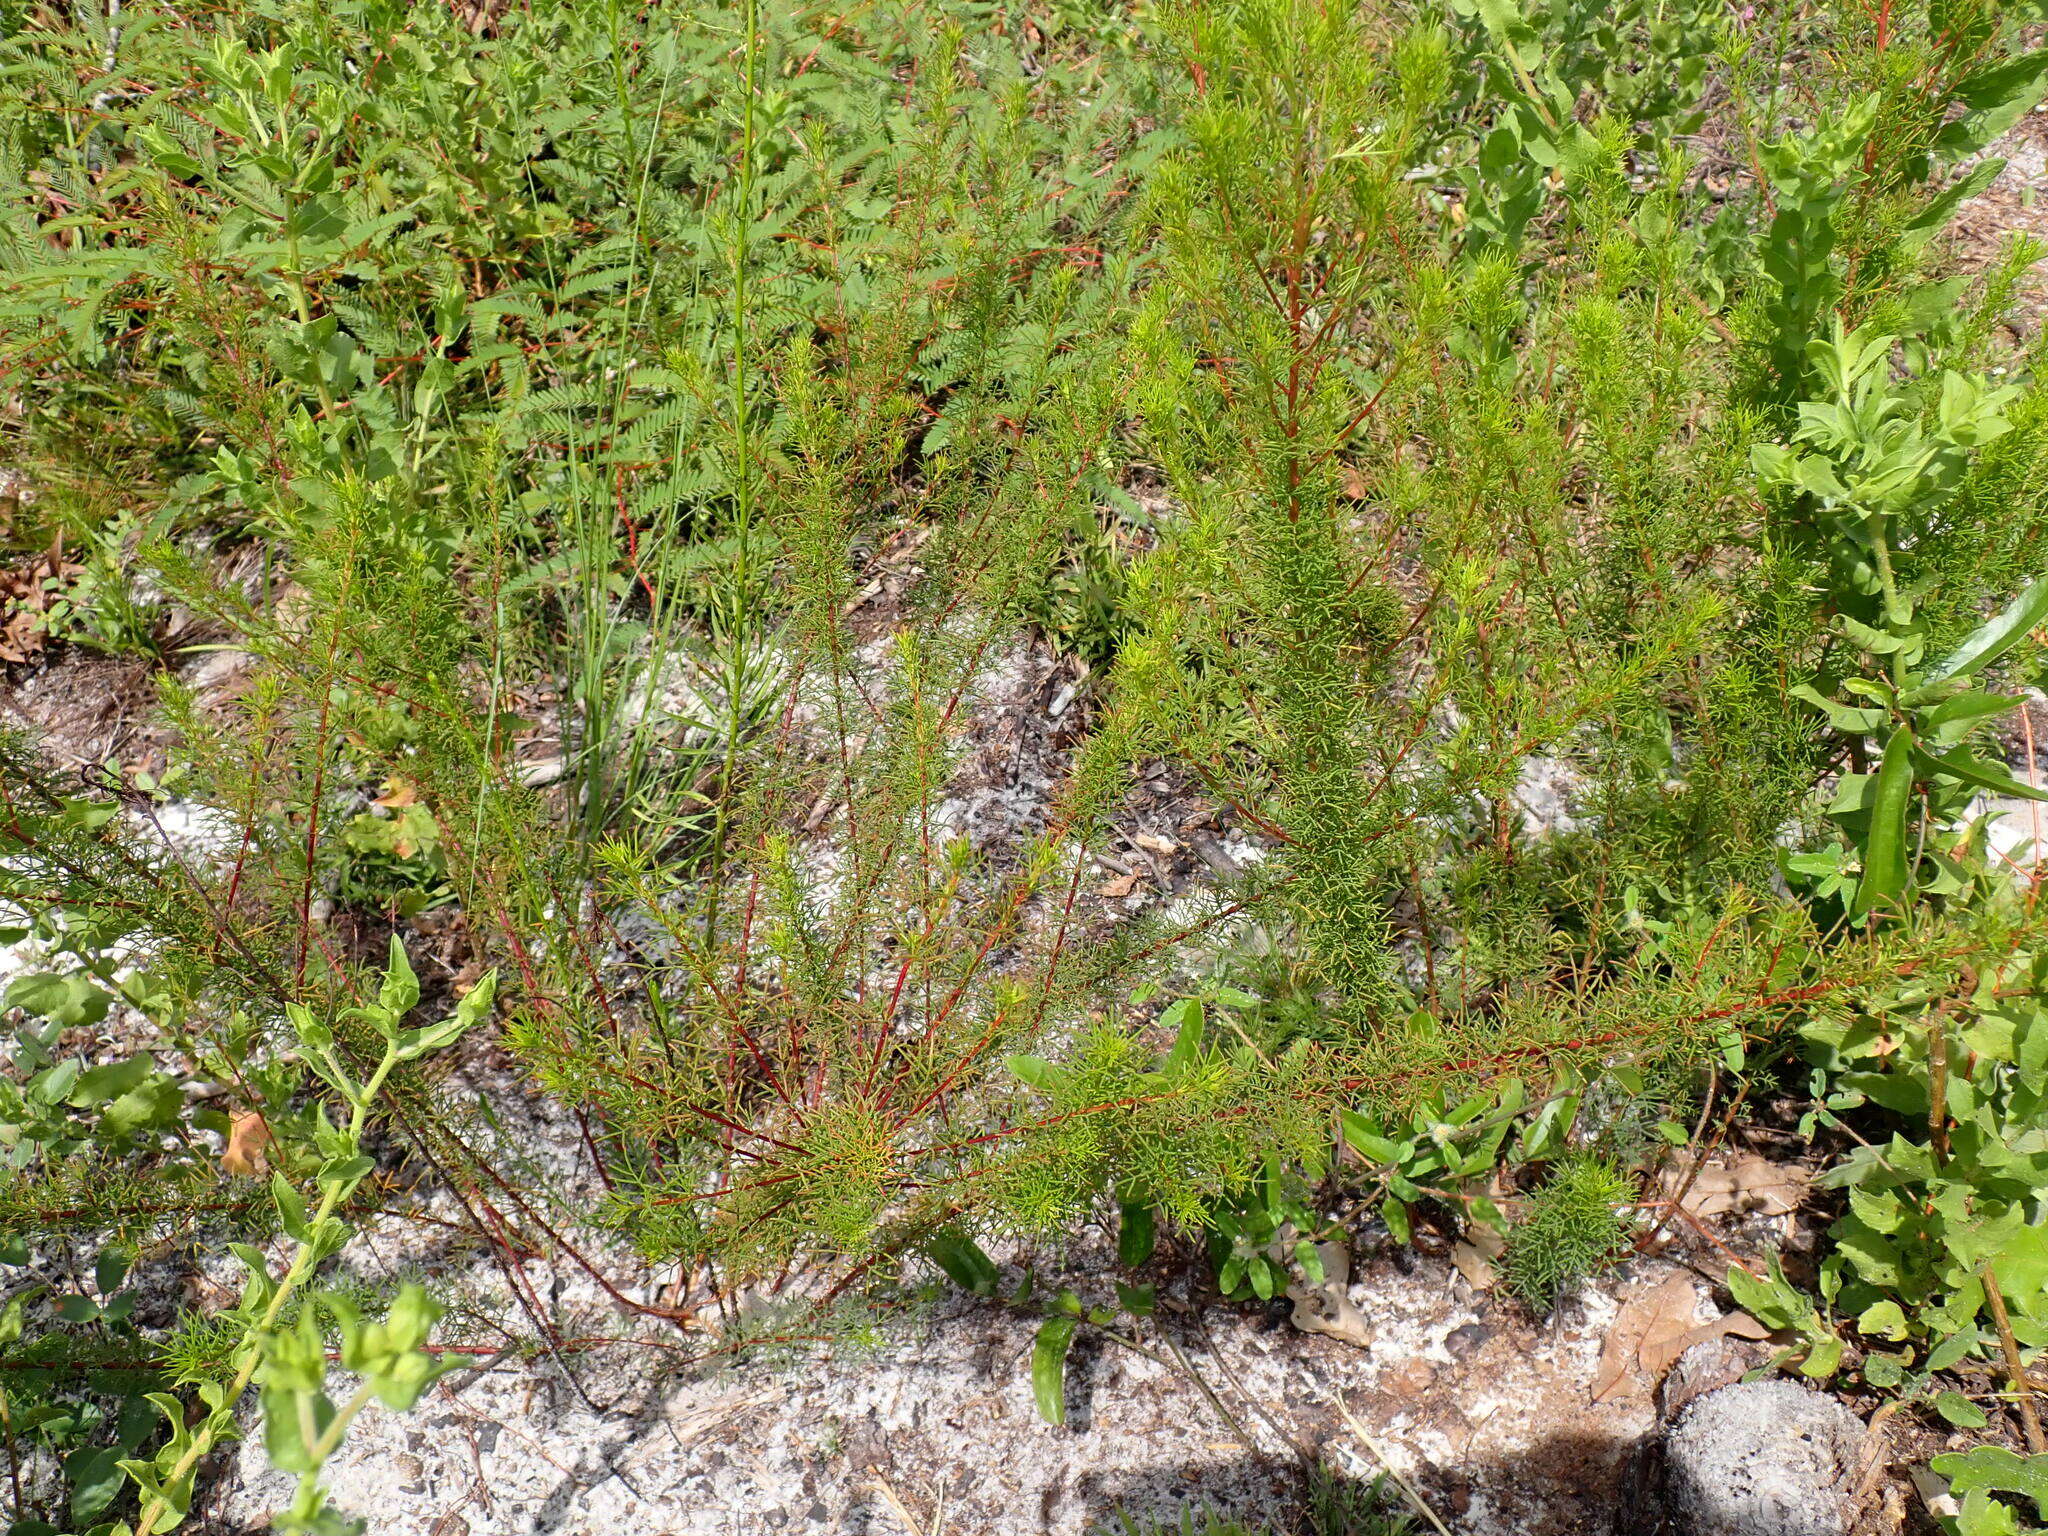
[5,0,2048,1529]
[1500,1156,1638,1310]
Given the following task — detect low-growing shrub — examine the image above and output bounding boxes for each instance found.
[1500,1156,1638,1311]
[4,0,2048,1529]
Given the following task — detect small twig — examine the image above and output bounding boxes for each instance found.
[872,1474,949,1536]
[1850,1400,1903,1513]
[0,1380,23,1516]
[440,1343,521,1399]
[1634,1064,1727,1253]
[1329,1392,1454,1536]
[1643,1198,1767,1279]
[1149,1325,1272,1455]
[1984,1263,2048,1454]
[2023,701,2042,907]
[1642,1072,1761,1258]
[1187,1311,1320,1460]
[1926,1002,1951,1166]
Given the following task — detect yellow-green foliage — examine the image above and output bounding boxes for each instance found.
[5,10,2048,1529]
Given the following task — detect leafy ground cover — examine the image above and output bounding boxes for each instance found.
[4,0,2048,1532]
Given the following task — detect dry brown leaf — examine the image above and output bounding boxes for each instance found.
[1593,1274,1772,1403]
[1130,833,1179,856]
[0,545,83,663]
[447,0,509,34]
[1636,1274,1707,1376]
[0,607,43,664]
[1593,1273,1701,1403]
[372,776,419,810]
[1287,1242,1368,1345]
[1451,1223,1506,1292]
[1288,1279,1373,1346]
[221,1111,274,1176]
[1664,1151,1808,1220]
[1643,1310,1771,1377]
[1097,873,1139,898]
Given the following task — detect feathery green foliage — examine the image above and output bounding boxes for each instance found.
[1499,1155,1636,1309]
[5,0,2048,1528]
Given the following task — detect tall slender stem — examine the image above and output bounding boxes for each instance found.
[1985,1263,2048,1455]
[706,0,761,933]
[132,1048,395,1534]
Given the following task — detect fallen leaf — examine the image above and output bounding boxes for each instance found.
[1637,1274,1708,1377]
[1592,1274,1773,1403]
[447,0,508,35]
[1910,1464,1960,1522]
[1130,833,1179,856]
[1663,1152,1808,1220]
[1288,1276,1372,1346]
[1646,1310,1771,1376]
[1451,1223,1505,1292]
[0,607,42,664]
[221,1112,274,1176]
[0,545,83,663]
[1594,1274,1701,1404]
[1098,873,1139,898]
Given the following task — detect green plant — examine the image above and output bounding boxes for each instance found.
[1932,1446,2048,1535]
[124,939,493,1536]
[1679,233,2048,1490]
[1499,1155,1637,1310]
[0,1246,167,1534]
[1304,1466,1420,1536]
[1097,1512,1271,1536]
[1024,496,1151,668]
[0,791,495,1536]
[927,1204,1170,1431]
[1793,946,2048,1377]
[1725,5,2048,407]
[0,0,1183,1463]
[1728,1252,1989,1420]
[363,0,2048,1359]
[10,0,2048,1520]
[28,511,170,657]
[1734,322,2048,1400]
[1206,1152,1334,1305]
[1441,0,1715,259]
[334,791,453,918]
[1723,1255,1854,1381]
[1339,1082,1525,1246]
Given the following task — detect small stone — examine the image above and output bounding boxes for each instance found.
[1664,1380,1868,1536]
[1445,1323,1491,1359]
[1382,1357,1437,1398]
